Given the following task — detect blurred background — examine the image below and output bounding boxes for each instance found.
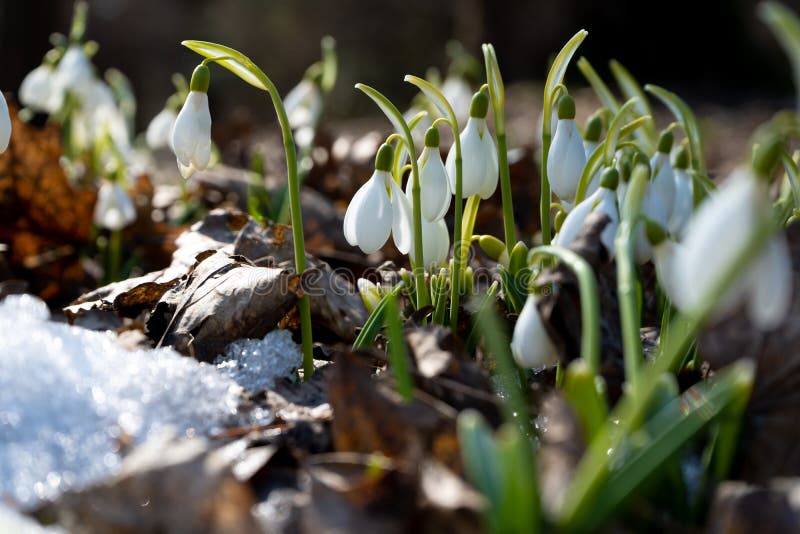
[1,0,799,132]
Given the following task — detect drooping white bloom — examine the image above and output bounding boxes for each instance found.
[93,180,136,231]
[19,65,61,113]
[547,95,586,204]
[53,45,94,99]
[445,90,498,199]
[146,108,178,150]
[0,93,10,153]
[668,148,694,238]
[650,149,676,220]
[511,295,559,369]
[633,182,668,264]
[171,91,211,179]
[284,79,322,131]
[653,169,792,329]
[554,177,619,255]
[344,144,412,255]
[407,128,451,221]
[445,116,498,198]
[409,217,450,269]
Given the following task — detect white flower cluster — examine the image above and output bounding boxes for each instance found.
[343,89,499,269]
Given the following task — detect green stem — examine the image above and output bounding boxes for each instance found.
[108,228,122,282]
[540,132,552,245]
[385,293,414,402]
[616,167,649,391]
[558,214,776,530]
[496,132,516,251]
[450,147,464,330]
[528,246,601,375]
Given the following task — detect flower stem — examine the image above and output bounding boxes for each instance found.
[616,166,649,391]
[540,132,552,245]
[449,146,464,330]
[528,245,601,375]
[496,132,516,251]
[108,228,122,282]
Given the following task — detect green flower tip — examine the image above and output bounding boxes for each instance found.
[632,162,651,183]
[189,64,210,93]
[600,167,619,190]
[424,126,440,148]
[657,130,674,154]
[469,90,490,119]
[557,94,576,120]
[752,136,783,180]
[375,143,395,172]
[645,219,668,246]
[583,115,602,142]
[673,145,690,170]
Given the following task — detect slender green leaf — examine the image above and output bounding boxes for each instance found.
[320,35,337,93]
[482,43,505,132]
[603,97,640,164]
[618,115,653,141]
[496,425,541,533]
[576,56,620,113]
[760,2,800,108]
[645,84,706,175]
[609,59,658,148]
[384,293,414,402]
[457,410,501,529]
[182,40,268,91]
[543,30,589,136]
[577,361,754,532]
[405,74,457,126]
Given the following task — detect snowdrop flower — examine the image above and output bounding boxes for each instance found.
[410,217,450,269]
[650,150,791,329]
[146,108,178,150]
[284,76,322,131]
[548,95,586,204]
[344,143,412,254]
[19,64,61,113]
[172,65,212,179]
[93,180,136,231]
[53,45,94,99]
[406,126,450,221]
[581,114,604,199]
[511,294,559,368]
[668,145,694,238]
[0,92,10,153]
[650,131,676,220]
[554,168,620,255]
[633,171,668,264]
[445,90,498,199]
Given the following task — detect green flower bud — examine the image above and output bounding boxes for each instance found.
[469,90,490,119]
[189,64,210,93]
[557,94,576,120]
[657,130,674,154]
[583,115,602,143]
[673,145,690,170]
[374,143,394,172]
[599,167,619,190]
[424,126,440,148]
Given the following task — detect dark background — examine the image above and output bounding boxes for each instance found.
[1,0,798,130]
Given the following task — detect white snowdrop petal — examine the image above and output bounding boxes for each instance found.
[650,152,676,219]
[415,148,451,222]
[652,240,687,309]
[478,128,499,199]
[172,91,212,169]
[511,296,559,369]
[94,182,135,231]
[668,169,694,238]
[19,65,56,112]
[552,189,597,249]
[411,218,450,269]
[748,234,793,330]
[54,46,94,96]
[547,119,586,202]
[0,94,10,153]
[633,183,668,264]
[146,109,178,150]
[178,160,196,179]
[595,189,619,255]
[447,118,488,198]
[390,180,413,254]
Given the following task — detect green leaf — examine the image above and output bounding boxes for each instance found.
[457,411,502,520]
[352,282,405,349]
[609,60,658,149]
[384,293,414,401]
[543,30,589,137]
[576,361,754,532]
[495,425,541,533]
[618,115,654,142]
[760,2,800,108]
[603,97,641,164]
[355,83,414,144]
[576,56,620,113]
[320,35,337,93]
[405,74,457,127]
[482,43,505,132]
[645,84,706,175]
[182,40,268,91]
